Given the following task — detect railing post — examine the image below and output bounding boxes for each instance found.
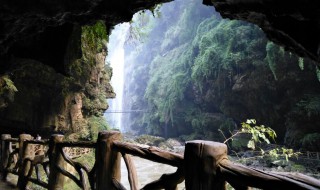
[184,140,227,190]
[1,134,11,180]
[48,134,65,190]
[96,130,122,190]
[17,134,33,189]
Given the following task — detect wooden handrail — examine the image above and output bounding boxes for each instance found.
[113,141,184,167]
[3,138,19,143]
[219,159,320,190]
[1,131,320,190]
[25,139,49,145]
[57,141,96,148]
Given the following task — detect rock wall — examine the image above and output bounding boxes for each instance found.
[0,0,173,139]
[0,22,114,140]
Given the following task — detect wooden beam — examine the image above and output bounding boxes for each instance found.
[1,134,11,180]
[184,140,227,190]
[122,153,139,190]
[96,131,122,190]
[48,134,65,190]
[17,134,33,189]
[219,159,320,190]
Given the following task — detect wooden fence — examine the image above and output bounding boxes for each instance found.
[1,131,320,190]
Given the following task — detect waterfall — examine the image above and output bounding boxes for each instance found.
[105,23,130,131]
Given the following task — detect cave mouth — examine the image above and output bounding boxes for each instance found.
[105,0,320,154]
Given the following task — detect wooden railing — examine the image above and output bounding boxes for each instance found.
[1,131,320,190]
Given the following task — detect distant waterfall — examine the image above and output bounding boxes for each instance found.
[105,23,130,131]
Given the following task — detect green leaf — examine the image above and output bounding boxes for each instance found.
[247,140,255,150]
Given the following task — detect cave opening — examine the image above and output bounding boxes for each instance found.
[105,0,320,151]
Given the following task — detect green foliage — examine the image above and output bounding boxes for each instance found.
[265,42,283,80]
[291,164,307,172]
[300,133,320,150]
[224,119,300,162]
[124,0,310,139]
[0,75,18,103]
[81,20,108,62]
[296,95,320,117]
[298,57,304,70]
[191,19,266,92]
[224,119,276,150]
[88,116,110,140]
[316,66,320,82]
[149,4,162,18]
[127,12,155,45]
[269,147,300,161]
[63,152,96,190]
[1,75,18,93]
[240,119,276,149]
[144,45,193,128]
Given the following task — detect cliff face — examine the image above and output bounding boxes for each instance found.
[123,0,320,150]
[0,0,171,138]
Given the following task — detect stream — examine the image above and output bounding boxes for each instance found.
[120,156,185,189]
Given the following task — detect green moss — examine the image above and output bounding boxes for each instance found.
[81,20,108,63]
[298,57,304,70]
[316,66,320,82]
[265,42,280,80]
[291,164,306,172]
[0,75,18,103]
[1,75,18,93]
[88,116,110,140]
[301,133,320,150]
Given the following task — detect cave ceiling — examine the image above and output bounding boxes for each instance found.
[0,0,320,74]
[0,0,172,73]
[208,0,320,64]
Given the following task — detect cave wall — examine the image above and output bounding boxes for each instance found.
[0,0,172,138]
[0,23,115,139]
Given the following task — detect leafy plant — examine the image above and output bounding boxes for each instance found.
[0,75,18,104]
[269,147,300,161]
[222,119,300,162]
[222,119,276,148]
[240,119,276,149]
